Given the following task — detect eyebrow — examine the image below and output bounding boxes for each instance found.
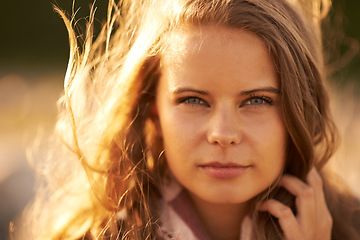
[239,87,280,95]
[172,88,209,95]
[172,87,280,95]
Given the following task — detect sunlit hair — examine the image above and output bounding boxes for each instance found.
[25,0,360,239]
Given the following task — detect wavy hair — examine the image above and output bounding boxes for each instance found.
[25,0,360,239]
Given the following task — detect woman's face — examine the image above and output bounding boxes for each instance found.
[155,26,287,205]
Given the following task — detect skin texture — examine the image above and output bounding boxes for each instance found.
[156,26,287,239]
[155,26,333,240]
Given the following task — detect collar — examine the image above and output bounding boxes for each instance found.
[156,176,253,240]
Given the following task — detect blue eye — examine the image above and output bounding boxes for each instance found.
[242,95,273,107]
[178,97,209,107]
[186,98,202,104]
[249,98,264,105]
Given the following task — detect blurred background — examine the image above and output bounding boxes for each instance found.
[0,0,359,239]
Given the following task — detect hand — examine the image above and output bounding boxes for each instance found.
[257,168,332,240]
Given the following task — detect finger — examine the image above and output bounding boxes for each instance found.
[279,175,316,234]
[257,199,301,240]
[306,168,322,188]
[280,175,315,202]
[305,168,330,219]
[281,170,332,240]
[306,168,333,238]
[306,168,326,205]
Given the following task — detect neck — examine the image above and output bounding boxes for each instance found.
[188,193,251,240]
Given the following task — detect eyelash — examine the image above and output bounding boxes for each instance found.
[178,96,209,107]
[177,95,273,108]
[241,94,273,107]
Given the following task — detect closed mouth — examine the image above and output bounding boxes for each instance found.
[198,162,252,179]
[198,161,251,168]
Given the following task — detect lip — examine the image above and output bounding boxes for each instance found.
[198,161,251,179]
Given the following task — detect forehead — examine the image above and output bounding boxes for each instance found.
[162,25,262,59]
[160,25,270,69]
[159,25,278,91]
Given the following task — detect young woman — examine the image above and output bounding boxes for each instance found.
[24,0,360,239]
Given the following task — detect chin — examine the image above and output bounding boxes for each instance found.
[199,191,254,205]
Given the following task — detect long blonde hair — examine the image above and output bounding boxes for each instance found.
[25,0,360,239]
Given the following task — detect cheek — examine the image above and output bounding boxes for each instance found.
[158,112,187,158]
[249,112,286,141]
[267,127,287,177]
[249,113,287,167]
[160,109,204,142]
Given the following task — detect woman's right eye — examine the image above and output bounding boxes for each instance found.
[178,97,209,107]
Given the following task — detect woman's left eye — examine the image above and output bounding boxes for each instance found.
[242,96,273,107]
[185,97,203,105]
[249,98,264,105]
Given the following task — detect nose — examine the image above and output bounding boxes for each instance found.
[207,108,241,147]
